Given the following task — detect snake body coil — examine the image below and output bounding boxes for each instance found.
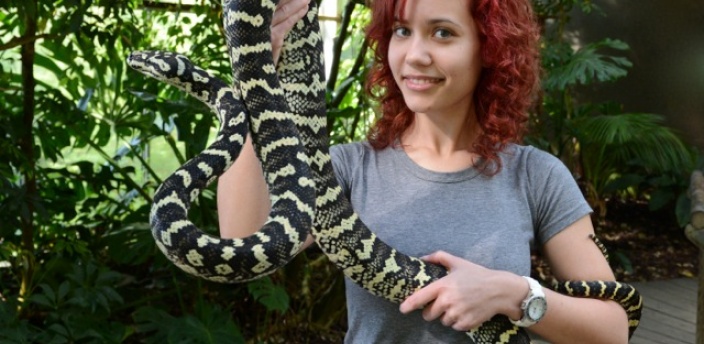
[128,0,642,342]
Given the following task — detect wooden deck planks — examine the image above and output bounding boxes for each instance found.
[630,278,696,344]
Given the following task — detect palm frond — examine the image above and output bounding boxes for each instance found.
[576,113,694,174]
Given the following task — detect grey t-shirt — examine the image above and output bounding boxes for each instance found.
[329,142,592,344]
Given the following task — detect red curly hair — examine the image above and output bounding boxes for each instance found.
[365,0,540,174]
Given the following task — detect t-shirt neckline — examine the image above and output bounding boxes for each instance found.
[389,143,483,183]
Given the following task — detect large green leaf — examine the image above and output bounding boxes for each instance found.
[544,39,632,90]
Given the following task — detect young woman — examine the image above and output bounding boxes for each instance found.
[218,0,629,342]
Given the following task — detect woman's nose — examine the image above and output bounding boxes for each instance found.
[405,37,432,66]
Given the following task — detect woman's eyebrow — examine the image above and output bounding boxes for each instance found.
[393,16,460,26]
[392,16,462,28]
[427,18,460,27]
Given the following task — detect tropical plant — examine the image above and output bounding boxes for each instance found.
[0,0,366,341]
[529,0,696,221]
[574,112,695,220]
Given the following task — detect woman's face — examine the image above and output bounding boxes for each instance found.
[388,0,482,118]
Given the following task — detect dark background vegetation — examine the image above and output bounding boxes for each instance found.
[1,0,701,342]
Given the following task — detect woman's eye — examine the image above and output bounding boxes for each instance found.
[393,26,410,37]
[433,28,453,39]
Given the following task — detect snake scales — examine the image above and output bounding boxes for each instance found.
[127,0,642,342]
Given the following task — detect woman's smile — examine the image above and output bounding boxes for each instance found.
[403,75,444,90]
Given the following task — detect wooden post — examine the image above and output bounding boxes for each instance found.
[700,249,704,344]
[691,170,704,229]
[685,170,704,344]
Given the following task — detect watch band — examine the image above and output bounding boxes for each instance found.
[510,276,547,327]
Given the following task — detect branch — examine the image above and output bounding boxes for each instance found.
[18,0,38,308]
[141,1,202,13]
[326,0,357,93]
[85,140,154,203]
[0,33,55,51]
[330,38,368,108]
[19,3,37,253]
[0,1,205,52]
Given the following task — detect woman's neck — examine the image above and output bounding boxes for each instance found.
[399,110,481,172]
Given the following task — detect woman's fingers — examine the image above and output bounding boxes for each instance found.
[271,0,311,64]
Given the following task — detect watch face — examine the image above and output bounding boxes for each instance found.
[527,297,547,321]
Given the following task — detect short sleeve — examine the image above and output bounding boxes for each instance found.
[329,142,365,200]
[525,147,593,246]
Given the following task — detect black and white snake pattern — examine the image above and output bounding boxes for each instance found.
[127,0,642,342]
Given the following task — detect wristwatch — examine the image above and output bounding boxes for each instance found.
[510,276,547,327]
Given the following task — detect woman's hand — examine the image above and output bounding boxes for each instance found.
[271,0,310,65]
[399,251,527,332]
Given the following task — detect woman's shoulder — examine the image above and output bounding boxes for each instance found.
[331,140,372,154]
[329,141,376,164]
[329,141,376,186]
[502,143,565,171]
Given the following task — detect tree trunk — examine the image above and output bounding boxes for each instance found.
[18,0,38,302]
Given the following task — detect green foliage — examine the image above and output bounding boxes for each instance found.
[576,113,693,192]
[1,0,351,341]
[17,260,130,343]
[0,300,38,343]
[543,38,632,90]
[247,276,290,314]
[0,0,698,342]
[571,112,695,220]
[134,302,244,344]
[326,1,374,144]
[528,0,696,221]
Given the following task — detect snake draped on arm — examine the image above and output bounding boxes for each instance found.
[127,0,642,342]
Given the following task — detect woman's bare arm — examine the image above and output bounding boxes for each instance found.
[217,0,314,250]
[217,135,271,238]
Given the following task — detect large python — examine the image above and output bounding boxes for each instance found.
[127,0,642,342]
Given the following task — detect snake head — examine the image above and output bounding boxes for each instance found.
[127,50,231,107]
[128,51,176,80]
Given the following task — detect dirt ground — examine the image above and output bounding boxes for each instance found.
[534,198,699,283]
